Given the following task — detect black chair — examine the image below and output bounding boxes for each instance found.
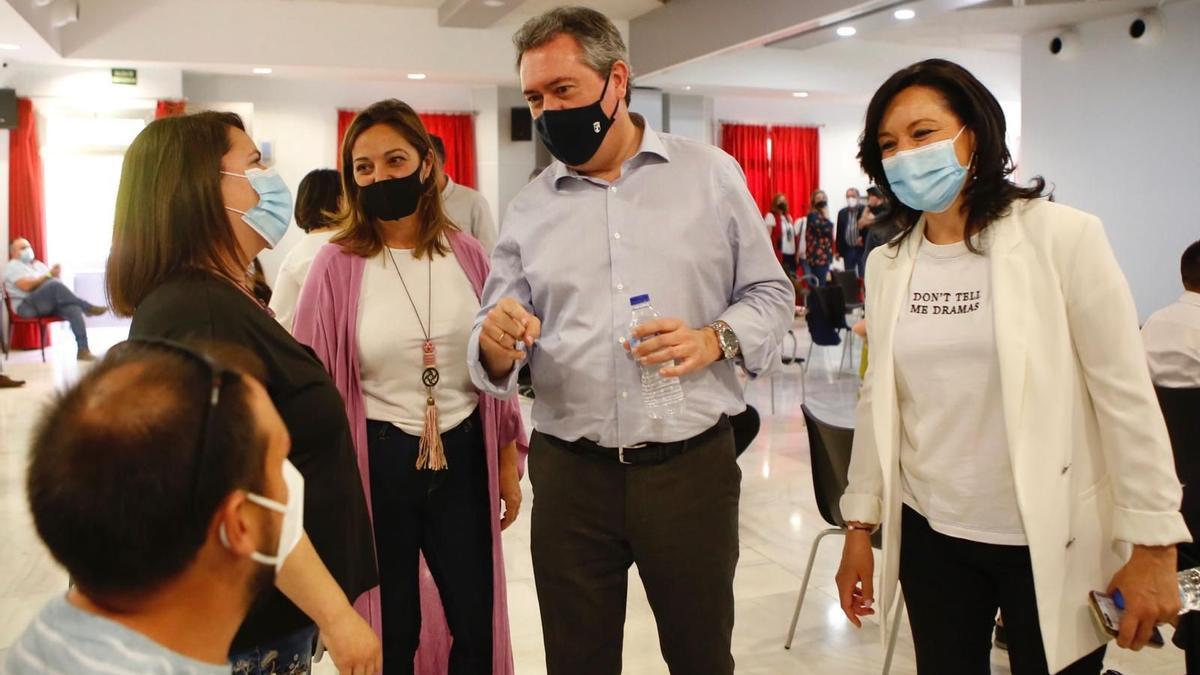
[804,285,852,374]
[833,270,864,312]
[785,404,903,674]
[1157,386,1200,562]
[731,406,761,458]
[1156,386,1200,667]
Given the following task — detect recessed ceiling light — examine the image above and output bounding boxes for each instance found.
[252,67,272,75]
[683,85,692,91]
[407,73,427,80]
[0,43,20,51]
[793,91,809,98]
[836,26,857,37]
[483,0,505,6]
[894,8,916,20]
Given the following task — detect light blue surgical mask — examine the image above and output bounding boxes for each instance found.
[881,126,969,214]
[221,167,293,249]
[19,248,34,264]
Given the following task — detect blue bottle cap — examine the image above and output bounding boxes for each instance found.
[1113,590,1125,610]
[629,294,650,306]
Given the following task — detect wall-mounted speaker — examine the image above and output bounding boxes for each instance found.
[511,106,532,142]
[1129,11,1163,44]
[0,88,18,130]
[1048,29,1078,59]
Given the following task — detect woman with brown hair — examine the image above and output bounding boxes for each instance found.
[764,192,799,279]
[107,111,381,675]
[292,99,526,675]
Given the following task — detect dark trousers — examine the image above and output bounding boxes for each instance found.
[366,412,493,675]
[900,506,1106,675]
[808,264,830,286]
[843,246,865,278]
[781,256,798,280]
[16,279,97,350]
[529,421,741,675]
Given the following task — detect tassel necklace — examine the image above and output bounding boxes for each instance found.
[385,246,447,471]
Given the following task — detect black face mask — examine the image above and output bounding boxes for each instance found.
[814,200,828,210]
[869,203,887,216]
[535,72,619,167]
[777,203,789,214]
[361,164,425,221]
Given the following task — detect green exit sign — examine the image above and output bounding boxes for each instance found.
[111,68,137,85]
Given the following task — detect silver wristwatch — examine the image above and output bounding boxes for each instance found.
[708,320,740,361]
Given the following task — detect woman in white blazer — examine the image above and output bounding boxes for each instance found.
[834,59,1190,675]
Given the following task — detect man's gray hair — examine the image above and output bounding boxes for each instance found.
[513,6,632,104]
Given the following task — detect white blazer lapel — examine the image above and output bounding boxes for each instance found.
[988,211,1029,471]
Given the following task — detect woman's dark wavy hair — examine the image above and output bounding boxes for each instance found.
[858,59,1046,253]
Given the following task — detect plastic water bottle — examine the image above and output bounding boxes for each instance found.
[629,294,685,419]
[1180,568,1200,613]
[1115,567,1200,614]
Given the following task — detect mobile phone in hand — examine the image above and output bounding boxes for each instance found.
[1089,591,1165,648]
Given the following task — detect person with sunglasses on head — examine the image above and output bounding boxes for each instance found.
[294,99,526,675]
[106,111,380,675]
[472,7,793,675]
[5,340,295,674]
[835,59,1189,675]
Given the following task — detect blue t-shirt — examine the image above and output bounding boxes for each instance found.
[4,595,228,675]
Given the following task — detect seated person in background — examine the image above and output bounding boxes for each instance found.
[1143,239,1200,387]
[4,340,301,675]
[270,168,342,332]
[4,238,106,361]
[430,134,498,253]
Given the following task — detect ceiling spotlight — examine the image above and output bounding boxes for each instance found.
[483,0,505,6]
[792,91,809,98]
[252,67,273,75]
[836,25,857,37]
[683,85,692,91]
[894,8,916,20]
[0,43,20,51]
[407,73,427,80]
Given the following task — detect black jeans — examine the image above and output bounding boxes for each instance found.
[900,506,1106,675]
[366,412,493,675]
[16,279,97,350]
[529,420,741,675]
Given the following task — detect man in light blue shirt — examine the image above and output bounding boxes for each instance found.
[468,8,793,674]
[5,341,297,675]
[5,238,106,361]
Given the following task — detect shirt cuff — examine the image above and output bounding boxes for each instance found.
[467,326,521,398]
[1113,506,1193,547]
[840,493,883,526]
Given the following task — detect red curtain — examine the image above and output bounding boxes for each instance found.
[770,125,820,216]
[155,100,187,119]
[720,123,771,214]
[418,113,477,189]
[336,109,357,171]
[8,98,48,349]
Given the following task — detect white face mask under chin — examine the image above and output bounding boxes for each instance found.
[219,459,305,573]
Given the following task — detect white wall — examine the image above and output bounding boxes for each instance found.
[4,63,182,101]
[1020,0,1200,320]
[182,73,475,282]
[665,94,713,145]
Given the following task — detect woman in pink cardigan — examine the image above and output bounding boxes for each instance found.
[293,99,526,675]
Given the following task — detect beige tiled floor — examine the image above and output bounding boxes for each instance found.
[0,323,1185,673]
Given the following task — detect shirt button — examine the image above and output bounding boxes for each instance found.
[616,283,624,291]
[618,336,627,344]
[614,232,622,240]
[621,391,628,399]
[610,186,618,193]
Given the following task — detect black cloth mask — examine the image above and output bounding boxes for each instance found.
[535,72,619,167]
[815,200,828,210]
[362,165,425,221]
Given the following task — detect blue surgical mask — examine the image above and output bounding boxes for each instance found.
[222,168,293,249]
[19,248,34,264]
[881,126,969,214]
